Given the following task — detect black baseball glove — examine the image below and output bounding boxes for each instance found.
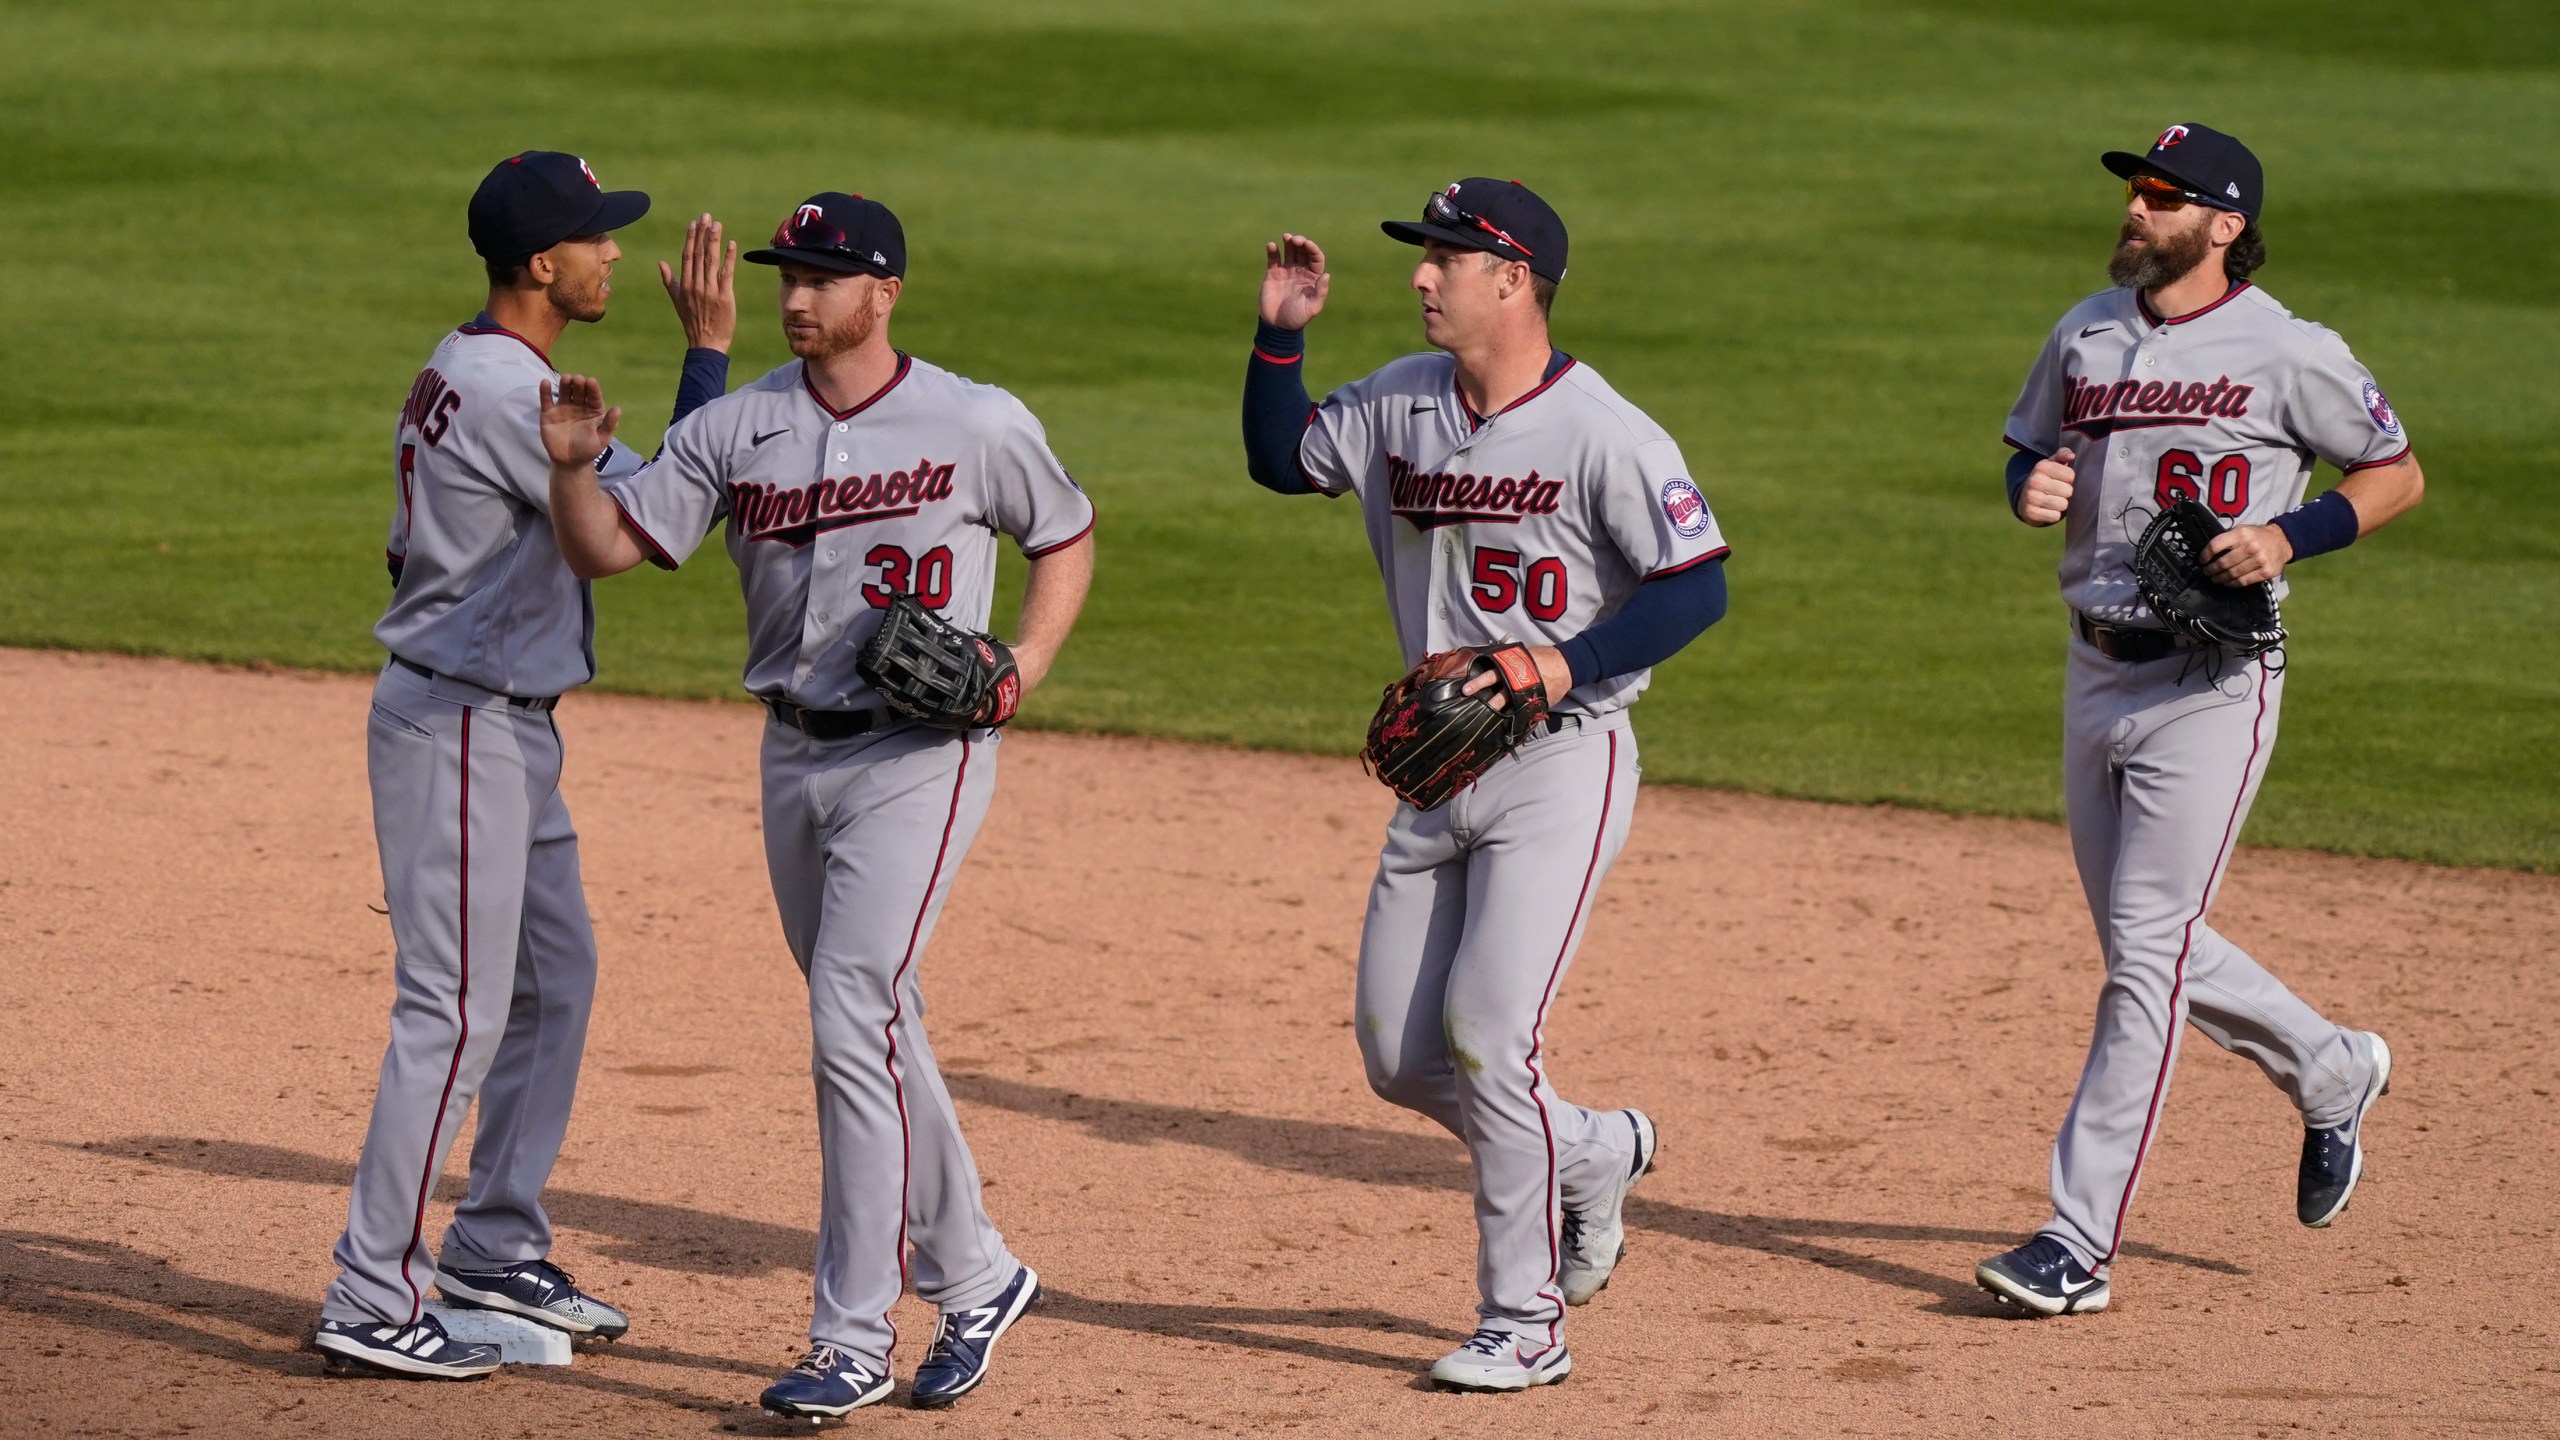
[856,595,1022,729]
[1360,645,1553,811]
[2130,498,2286,657]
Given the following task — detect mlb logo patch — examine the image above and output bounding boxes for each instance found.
[1660,478,1710,539]
[2362,380,2400,436]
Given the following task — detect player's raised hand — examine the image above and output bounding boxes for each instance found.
[539,376,621,470]
[659,213,738,353]
[2016,447,2077,526]
[1261,233,1331,330]
[2202,523,2292,588]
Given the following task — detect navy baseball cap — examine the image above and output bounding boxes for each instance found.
[1382,178,1568,282]
[745,193,906,279]
[2103,123,2263,221]
[468,151,650,262]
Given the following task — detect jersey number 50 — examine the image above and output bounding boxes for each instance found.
[2155,449,2251,517]
[1470,547,1569,622]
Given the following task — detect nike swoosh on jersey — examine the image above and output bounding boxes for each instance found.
[752,428,791,447]
[2079,325,2112,338]
[1410,402,1437,414]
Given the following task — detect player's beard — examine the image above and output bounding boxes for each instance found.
[2107,216,2213,291]
[787,301,879,361]
[547,270,610,324]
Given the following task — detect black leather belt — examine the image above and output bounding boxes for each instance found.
[2074,613,2186,663]
[392,657,557,711]
[763,696,883,740]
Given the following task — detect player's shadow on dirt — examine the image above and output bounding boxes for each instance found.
[88,1074,2246,1324]
[68,1136,810,1277]
[1036,1288,1468,1374]
[0,1228,772,1413]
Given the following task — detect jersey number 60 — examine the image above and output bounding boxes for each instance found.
[2154,449,2251,518]
[1470,547,1569,622]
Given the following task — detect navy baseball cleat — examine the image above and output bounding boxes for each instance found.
[436,1258,629,1339]
[1975,1236,2111,1316]
[1559,1109,1657,1305]
[2300,1031,2393,1228]
[314,1314,500,1379]
[1429,1328,1572,1392]
[911,1264,1041,1409]
[760,1344,894,1422]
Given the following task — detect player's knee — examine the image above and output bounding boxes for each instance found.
[1362,1048,1440,1108]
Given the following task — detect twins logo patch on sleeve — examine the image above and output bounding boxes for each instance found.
[2362,380,2400,436]
[1661,478,1710,538]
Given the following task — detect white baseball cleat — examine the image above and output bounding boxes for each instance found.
[1429,1328,1572,1392]
[1559,1109,1657,1306]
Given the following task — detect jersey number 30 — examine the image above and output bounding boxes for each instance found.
[2155,449,2251,517]
[1470,547,1569,622]
[862,544,954,609]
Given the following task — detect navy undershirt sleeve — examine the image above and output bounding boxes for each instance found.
[1243,322,1317,495]
[1555,558,1727,689]
[670,348,731,429]
[2004,446,2040,512]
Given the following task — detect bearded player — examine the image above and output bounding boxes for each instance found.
[542,192,1093,1416]
[1976,125,2424,1316]
[1241,181,1731,1390]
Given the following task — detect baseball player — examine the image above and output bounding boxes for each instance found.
[316,153,738,1378]
[540,191,1095,1417]
[1976,124,2425,1316]
[1241,180,1731,1390]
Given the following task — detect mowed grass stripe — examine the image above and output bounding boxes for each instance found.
[0,0,2551,869]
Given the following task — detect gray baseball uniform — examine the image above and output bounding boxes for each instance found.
[323,317,644,1329]
[2003,281,2407,1271]
[607,352,1093,1372]
[1300,350,1727,1350]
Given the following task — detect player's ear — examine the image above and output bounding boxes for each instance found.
[2214,209,2248,248]
[524,247,559,288]
[875,275,902,314]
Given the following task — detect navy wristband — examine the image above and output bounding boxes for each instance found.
[1252,320,1305,361]
[2271,489,2359,562]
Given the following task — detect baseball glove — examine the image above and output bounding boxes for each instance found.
[1360,645,1552,811]
[856,595,1022,729]
[2129,498,2286,657]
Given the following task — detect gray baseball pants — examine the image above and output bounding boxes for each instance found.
[1356,713,1644,1350]
[323,660,597,1327]
[2043,641,2375,1269]
[761,719,1021,1371]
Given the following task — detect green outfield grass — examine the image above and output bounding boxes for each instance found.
[2,1,2552,869]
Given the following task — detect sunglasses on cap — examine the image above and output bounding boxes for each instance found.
[2124,173,2206,209]
[773,207,851,253]
[1425,189,1536,259]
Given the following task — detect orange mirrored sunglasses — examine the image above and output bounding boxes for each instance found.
[2125,173,2201,208]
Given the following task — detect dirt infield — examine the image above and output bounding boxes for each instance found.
[2,648,2554,1437]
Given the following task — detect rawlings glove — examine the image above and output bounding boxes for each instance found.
[856,594,1023,729]
[2130,498,2286,657]
[1360,645,1552,811]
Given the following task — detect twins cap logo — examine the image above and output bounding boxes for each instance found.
[576,157,599,189]
[1660,478,1710,539]
[778,202,826,244]
[2361,380,2401,436]
[2155,124,2190,149]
